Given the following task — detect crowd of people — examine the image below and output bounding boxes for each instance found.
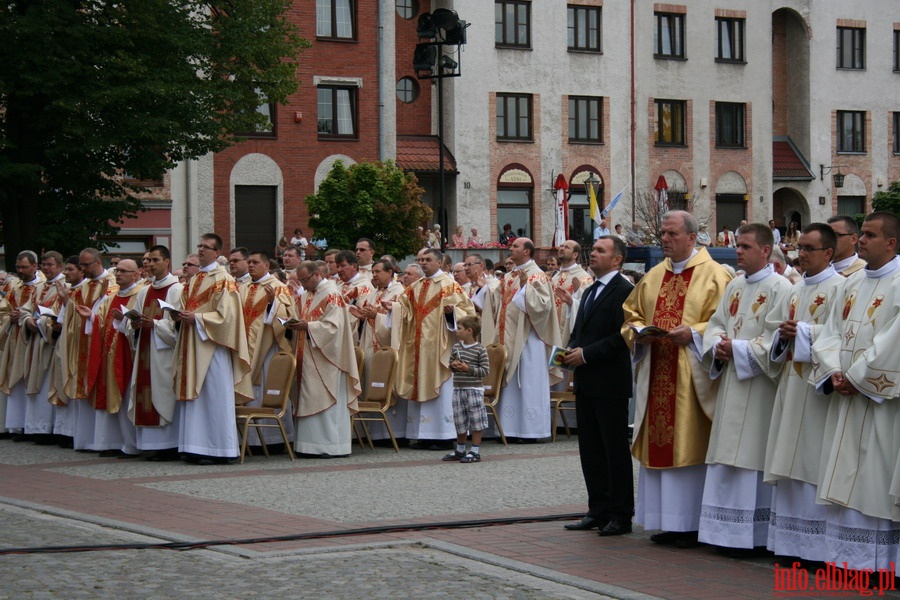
[1,209,898,578]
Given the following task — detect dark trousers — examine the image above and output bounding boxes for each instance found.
[575,390,634,522]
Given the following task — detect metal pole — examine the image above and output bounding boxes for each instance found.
[437,62,446,252]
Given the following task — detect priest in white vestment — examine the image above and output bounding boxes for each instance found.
[700,223,793,550]
[482,238,562,440]
[810,212,900,574]
[763,224,845,560]
[291,261,360,457]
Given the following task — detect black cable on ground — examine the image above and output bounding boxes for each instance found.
[0,512,583,555]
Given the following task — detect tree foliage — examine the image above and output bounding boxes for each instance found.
[872,181,900,217]
[631,186,698,245]
[0,0,308,266]
[306,161,432,259]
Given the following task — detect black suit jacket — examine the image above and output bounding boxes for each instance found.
[569,272,633,398]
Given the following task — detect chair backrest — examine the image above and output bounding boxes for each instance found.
[483,343,507,401]
[366,347,397,406]
[261,351,297,411]
[354,344,365,383]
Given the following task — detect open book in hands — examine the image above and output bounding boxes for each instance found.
[548,346,575,370]
[629,324,669,338]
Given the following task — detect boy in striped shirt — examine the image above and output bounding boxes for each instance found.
[442,315,490,463]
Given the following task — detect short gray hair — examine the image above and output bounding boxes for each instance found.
[662,210,699,235]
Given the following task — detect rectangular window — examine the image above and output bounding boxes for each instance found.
[496,94,532,141]
[317,86,357,139]
[567,5,601,52]
[495,1,530,48]
[837,110,865,153]
[715,102,745,148]
[837,196,865,217]
[895,30,900,72]
[655,12,685,59]
[716,18,745,62]
[655,99,686,145]
[894,112,900,154]
[568,96,602,143]
[836,27,865,69]
[317,0,354,40]
[236,89,276,138]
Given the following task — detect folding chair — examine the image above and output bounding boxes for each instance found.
[483,343,508,446]
[235,351,296,463]
[550,386,577,442]
[351,347,401,452]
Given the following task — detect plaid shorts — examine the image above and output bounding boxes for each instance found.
[452,387,488,434]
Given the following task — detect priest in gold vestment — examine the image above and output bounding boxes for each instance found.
[622,211,731,547]
[172,234,251,464]
[291,261,360,457]
[387,248,474,443]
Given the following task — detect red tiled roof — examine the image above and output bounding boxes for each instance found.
[396,135,458,173]
[773,140,814,180]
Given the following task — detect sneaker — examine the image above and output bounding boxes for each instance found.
[441,451,465,462]
[460,451,481,463]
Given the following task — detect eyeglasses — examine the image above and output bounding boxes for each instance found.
[78,260,97,268]
[796,245,827,253]
[196,244,217,251]
[182,262,200,268]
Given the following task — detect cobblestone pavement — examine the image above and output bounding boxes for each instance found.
[0,506,617,600]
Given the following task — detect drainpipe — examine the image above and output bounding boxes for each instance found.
[630,0,636,216]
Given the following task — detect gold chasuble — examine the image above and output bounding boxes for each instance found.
[61,272,118,402]
[481,260,562,385]
[25,274,65,395]
[173,264,252,403]
[0,275,41,394]
[294,278,360,417]
[240,275,294,385]
[390,272,474,402]
[623,248,731,469]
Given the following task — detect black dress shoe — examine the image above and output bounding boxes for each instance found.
[650,531,684,545]
[0,432,14,440]
[564,516,603,531]
[674,531,700,549]
[597,520,633,537]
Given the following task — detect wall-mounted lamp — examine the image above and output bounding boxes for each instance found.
[820,164,845,188]
[699,177,708,188]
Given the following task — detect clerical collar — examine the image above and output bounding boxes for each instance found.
[832,253,860,272]
[237,273,251,283]
[93,269,110,281]
[152,274,177,288]
[560,263,579,272]
[347,272,363,285]
[511,260,534,272]
[118,283,137,295]
[429,269,444,279]
[49,273,64,283]
[24,276,40,286]
[251,273,272,285]
[200,262,217,273]
[864,256,900,279]
[803,265,837,286]
[745,264,774,283]
[670,250,698,274]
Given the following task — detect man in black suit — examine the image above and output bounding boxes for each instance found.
[562,235,634,536]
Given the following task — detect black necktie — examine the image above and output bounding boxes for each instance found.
[582,280,603,314]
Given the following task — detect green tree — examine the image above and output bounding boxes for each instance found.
[0,0,309,266]
[306,161,432,258]
[872,181,900,217]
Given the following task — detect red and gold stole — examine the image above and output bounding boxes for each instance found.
[294,290,340,411]
[646,268,694,467]
[407,278,446,401]
[87,294,131,410]
[133,284,174,426]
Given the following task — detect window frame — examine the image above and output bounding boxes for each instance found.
[894,30,899,72]
[654,12,685,59]
[496,187,533,241]
[395,0,418,20]
[317,85,358,140]
[836,110,865,154]
[567,5,601,53]
[495,0,531,49]
[836,26,865,70]
[317,0,355,41]
[496,93,533,141]
[654,99,687,146]
[396,77,419,103]
[715,102,745,148]
[568,96,603,144]
[715,17,745,63]
[893,112,900,155]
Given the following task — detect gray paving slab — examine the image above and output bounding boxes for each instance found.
[0,505,625,600]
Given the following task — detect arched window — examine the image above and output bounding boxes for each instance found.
[497,165,534,241]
